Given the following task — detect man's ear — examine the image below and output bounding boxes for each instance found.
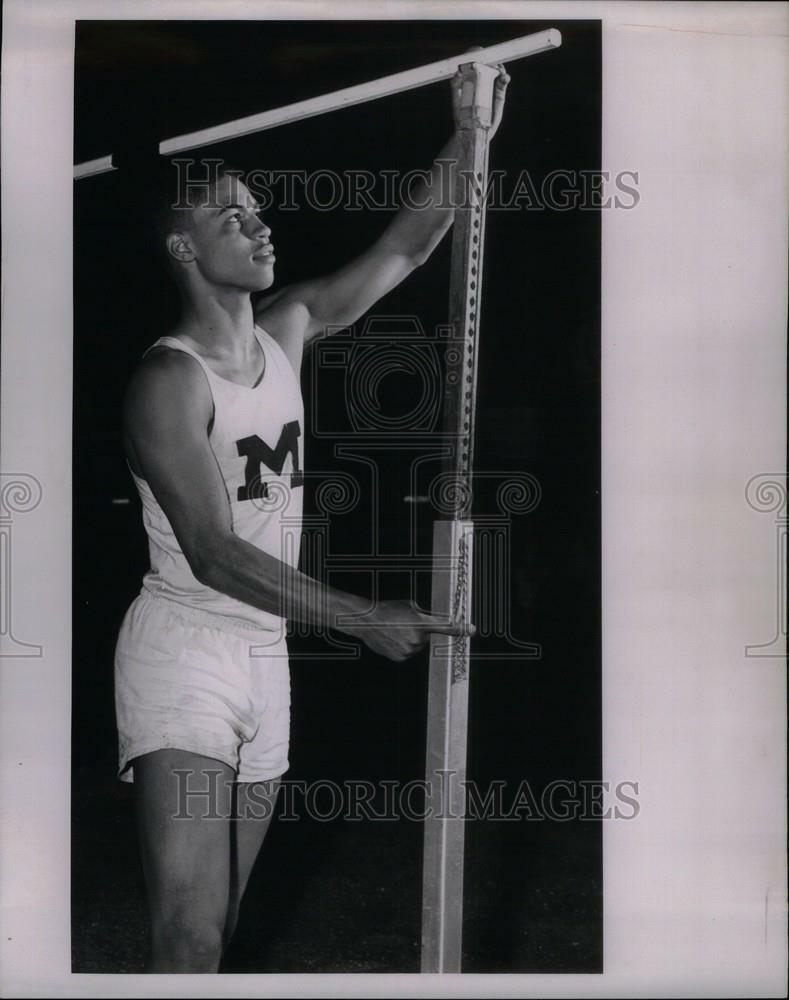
[166,232,195,264]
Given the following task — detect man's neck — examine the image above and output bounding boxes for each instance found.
[177,289,257,357]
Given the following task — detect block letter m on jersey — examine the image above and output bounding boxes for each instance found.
[236,421,304,501]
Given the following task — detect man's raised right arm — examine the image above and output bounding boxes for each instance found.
[122,351,470,661]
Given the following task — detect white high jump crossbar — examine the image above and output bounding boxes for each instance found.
[72,29,561,178]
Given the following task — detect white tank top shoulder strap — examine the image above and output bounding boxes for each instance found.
[143,335,219,384]
[141,337,218,433]
[254,324,300,386]
[253,323,281,358]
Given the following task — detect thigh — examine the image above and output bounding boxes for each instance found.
[231,779,281,896]
[134,748,236,918]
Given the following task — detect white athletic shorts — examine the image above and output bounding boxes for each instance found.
[114,591,291,784]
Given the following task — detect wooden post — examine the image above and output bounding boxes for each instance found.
[420,60,500,974]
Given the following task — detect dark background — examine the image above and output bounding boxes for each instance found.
[72,19,601,974]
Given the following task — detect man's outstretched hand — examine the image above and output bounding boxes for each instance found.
[342,599,475,662]
[450,60,511,139]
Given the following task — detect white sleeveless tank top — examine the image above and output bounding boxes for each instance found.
[131,325,304,632]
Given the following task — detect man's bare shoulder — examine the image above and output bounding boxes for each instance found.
[124,343,212,428]
[254,285,311,340]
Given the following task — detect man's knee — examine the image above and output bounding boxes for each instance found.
[153,903,226,966]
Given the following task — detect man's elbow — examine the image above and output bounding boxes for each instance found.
[407,247,430,269]
[191,556,220,589]
[410,226,452,268]
[184,533,234,589]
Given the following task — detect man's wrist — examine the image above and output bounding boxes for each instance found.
[327,590,377,636]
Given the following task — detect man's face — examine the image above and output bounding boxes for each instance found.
[177,174,275,292]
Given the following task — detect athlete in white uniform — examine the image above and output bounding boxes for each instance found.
[117,68,509,972]
[116,324,303,785]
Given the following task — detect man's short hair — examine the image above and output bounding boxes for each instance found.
[147,158,246,267]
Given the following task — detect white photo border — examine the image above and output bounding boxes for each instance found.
[1,1,786,996]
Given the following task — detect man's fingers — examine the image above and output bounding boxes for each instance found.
[492,63,510,86]
[421,616,476,638]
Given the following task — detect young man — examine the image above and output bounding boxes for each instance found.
[115,67,509,973]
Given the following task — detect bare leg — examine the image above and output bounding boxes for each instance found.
[134,749,235,973]
[223,779,281,950]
